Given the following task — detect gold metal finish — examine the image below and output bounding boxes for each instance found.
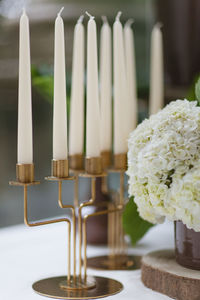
[57,180,77,281]
[79,172,107,178]
[87,255,141,270]
[45,176,75,181]
[85,157,102,175]
[59,276,96,291]
[16,163,34,183]
[52,159,69,178]
[69,154,84,171]
[10,161,123,299]
[82,203,123,279]
[9,180,40,186]
[101,151,112,170]
[23,184,72,283]
[32,276,123,299]
[113,153,127,170]
[87,163,141,272]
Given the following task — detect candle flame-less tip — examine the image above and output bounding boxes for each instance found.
[101,16,108,24]
[115,11,122,21]
[125,18,134,28]
[77,15,84,24]
[155,22,163,29]
[85,11,95,20]
[57,7,64,17]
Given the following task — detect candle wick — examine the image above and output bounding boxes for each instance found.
[77,15,84,24]
[115,11,122,21]
[22,7,26,14]
[155,22,163,29]
[85,11,95,20]
[125,18,134,28]
[101,15,108,24]
[58,7,64,17]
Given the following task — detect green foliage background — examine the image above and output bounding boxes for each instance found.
[123,197,154,245]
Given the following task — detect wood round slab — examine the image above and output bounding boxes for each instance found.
[142,249,200,300]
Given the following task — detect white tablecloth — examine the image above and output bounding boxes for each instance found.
[0,221,174,300]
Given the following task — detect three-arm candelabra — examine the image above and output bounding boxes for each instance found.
[10,155,123,299]
[87,152,141,271]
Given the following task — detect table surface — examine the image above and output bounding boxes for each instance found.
[0,220,174,300]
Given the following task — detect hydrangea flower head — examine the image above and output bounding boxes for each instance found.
[127,99,200,231]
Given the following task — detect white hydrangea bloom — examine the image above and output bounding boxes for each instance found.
[127,99,200,231]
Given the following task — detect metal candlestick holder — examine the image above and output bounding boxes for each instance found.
[9,157,123,299]
[87,153,141,271]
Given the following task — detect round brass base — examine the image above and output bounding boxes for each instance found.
[59,276,96,290]
[32,276,123,299]
[87,255,141,270]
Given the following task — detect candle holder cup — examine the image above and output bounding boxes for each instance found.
[87,153,142,271]
[69,154,84,172]
[9,157,123,299]
[101,151,112,170]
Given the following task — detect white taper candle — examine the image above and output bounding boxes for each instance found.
[86,12,101,158]
[18,8,33,164]
[149,23,164,115]
[124,19,138,133]
[53,7,68,160]
[100,16,112,152]
[113,12,128,154]
[69,15,85,156]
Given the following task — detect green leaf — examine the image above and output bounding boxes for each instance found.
[122,197,154,245]
[32,75,54,103]
[195,77,200,105]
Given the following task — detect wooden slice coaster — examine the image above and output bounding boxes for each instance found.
[142,249,200,300]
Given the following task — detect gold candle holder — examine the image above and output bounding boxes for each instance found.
[52,159,69,178]
[85,156,102,175]
[16,163,34,183]
[69,154,84,171]
[100,151,111,194]
[87,153,142,271]
[101,151,112,170]
[113,153,127,170]
[9,158,123,299]
[69,154,84,208]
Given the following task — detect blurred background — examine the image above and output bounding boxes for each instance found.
[0,0,200,229]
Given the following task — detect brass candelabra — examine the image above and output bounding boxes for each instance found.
[9,156,123,299]
[87,153,141,271]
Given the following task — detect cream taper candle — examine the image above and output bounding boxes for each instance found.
[69,15,85,155]
[53,7,68,160]
[100,16,112,152]
[18,8,33,164]
[149,23,164,115]
[86,12,101,158]
[124,19,138,133]
[113,12,128,154]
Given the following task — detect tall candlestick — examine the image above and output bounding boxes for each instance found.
[149,23,164,115]
[18,8,33,164]
[53,7,68,160]
[69,15,85,156]
[124,19,137,133]
[100,16,112,152]
[113,12,128,154]
[86,12,101,158]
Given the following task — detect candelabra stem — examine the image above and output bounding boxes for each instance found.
[78,206,82,279]
[83,204,123,280]
[78,176,96,279]
[58,180,76,281]
[119,171,124,206]
[74,172,79,207]
[23,184,71,283]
